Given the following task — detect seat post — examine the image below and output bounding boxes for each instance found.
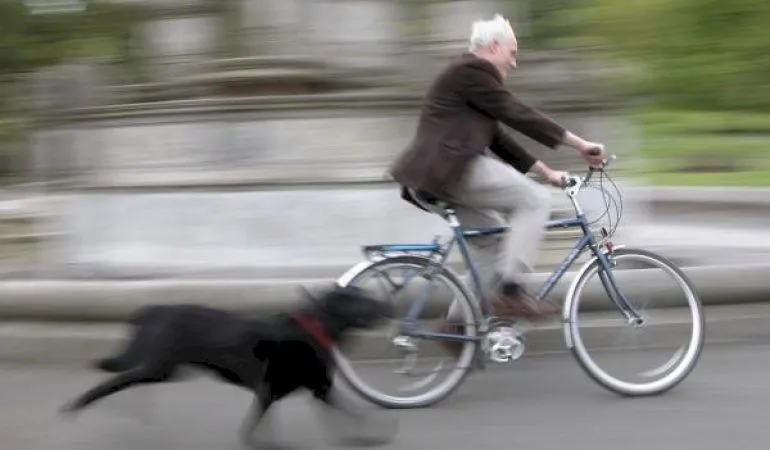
[443,207,460,228]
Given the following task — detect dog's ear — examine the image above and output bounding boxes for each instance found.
[298,284,322,306]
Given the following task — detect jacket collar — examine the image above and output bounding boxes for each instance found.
[459,52,504,83]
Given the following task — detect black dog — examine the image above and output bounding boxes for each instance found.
[59,284,394,447]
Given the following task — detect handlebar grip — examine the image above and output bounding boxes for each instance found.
[587,147,602,156]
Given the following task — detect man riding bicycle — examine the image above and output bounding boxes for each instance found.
[389,14,605,336]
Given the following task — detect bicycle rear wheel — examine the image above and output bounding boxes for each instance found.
[564,247,705,396]
[334,255,480,409]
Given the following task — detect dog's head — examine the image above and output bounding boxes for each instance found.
[302,284,393,331]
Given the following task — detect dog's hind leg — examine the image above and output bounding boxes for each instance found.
[60,363,177,417]
[95,336,147,373]
[94,307,169,373]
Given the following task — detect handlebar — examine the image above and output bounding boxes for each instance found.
[557,147,623,236]
[561,149,617,190]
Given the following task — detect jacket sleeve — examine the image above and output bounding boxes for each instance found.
[456,64,567,149]
[488,124,537,173]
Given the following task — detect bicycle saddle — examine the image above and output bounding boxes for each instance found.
[400,186,453,218]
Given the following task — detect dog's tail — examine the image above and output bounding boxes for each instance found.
[94,305,165,373]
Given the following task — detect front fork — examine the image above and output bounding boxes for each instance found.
[594,238,644,325]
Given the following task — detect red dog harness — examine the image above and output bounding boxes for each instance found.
[291,313,334,350]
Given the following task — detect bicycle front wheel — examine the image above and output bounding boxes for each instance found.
[564,247,705,396]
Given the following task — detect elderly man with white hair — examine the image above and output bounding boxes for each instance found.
[390,14,604,348]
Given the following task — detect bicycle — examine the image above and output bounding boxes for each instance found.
[331,154,705,409]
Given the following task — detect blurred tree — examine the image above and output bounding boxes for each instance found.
[0,0,148,179]
[523,0,581,49]
[0,0,147,83]
[557,0,770,111]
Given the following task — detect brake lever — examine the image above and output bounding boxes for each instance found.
[584,167,598,184]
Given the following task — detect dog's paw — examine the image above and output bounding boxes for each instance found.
[58,401,80,420]
[240,434,287,450]
[337,435,394,448]
[329,414,398,447]
[239,428,257,447]
[239,427,280,449]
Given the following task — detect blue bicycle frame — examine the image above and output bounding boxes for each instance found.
[362,210,642,344]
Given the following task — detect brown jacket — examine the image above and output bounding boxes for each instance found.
[389,53,567,198]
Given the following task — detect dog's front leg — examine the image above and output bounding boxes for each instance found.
[313,383,364,421]
[239,384,275,448]
[313,383,397,447]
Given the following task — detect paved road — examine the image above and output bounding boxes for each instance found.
[2,342,770,450]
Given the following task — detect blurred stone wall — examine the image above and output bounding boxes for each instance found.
[17,0,635,272]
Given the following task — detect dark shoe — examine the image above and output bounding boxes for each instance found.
[491,288,560,320]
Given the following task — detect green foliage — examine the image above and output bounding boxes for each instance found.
[634,108,770,135]
[517,0,770,110]
[630,107,770,186]
[525,0,584,49]
[0,0,149,177]
[640,170,770,187]
[0,0,146,79]
[552,0,770,111]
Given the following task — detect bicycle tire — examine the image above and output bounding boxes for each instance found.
[334,255,481,409]
[563,247,705,396]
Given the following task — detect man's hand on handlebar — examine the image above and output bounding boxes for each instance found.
[579,142,605,168]
[560,174,580,189]
[544,169,570,188]
[531,160,570,188]
[532,150,613,189]
[559,152,617,189]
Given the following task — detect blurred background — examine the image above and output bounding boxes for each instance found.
[0,0,767,296]
[2,3,770,449]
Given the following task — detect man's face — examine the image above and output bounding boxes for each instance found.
[492,38,518,77]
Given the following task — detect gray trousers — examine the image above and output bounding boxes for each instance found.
[445,155,551,319]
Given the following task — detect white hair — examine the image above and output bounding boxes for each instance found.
[468,14,516,52]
